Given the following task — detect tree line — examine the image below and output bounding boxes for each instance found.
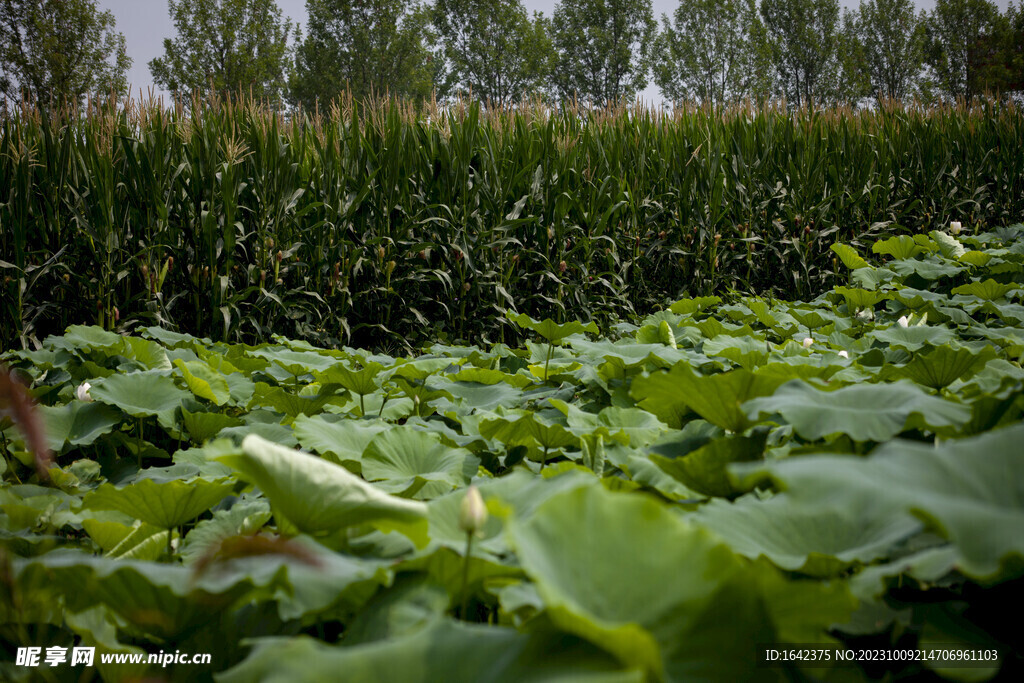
[2,0,1022,110]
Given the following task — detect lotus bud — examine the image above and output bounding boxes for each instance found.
[458,485,487,535]
[113,307,120,323]
[166,256,174,271]
[802,336,813,349]
[76,382,93,402]
[897,315,909,328]
[950,221,962,235]
[276,250,284,263]
[838,350,849,359]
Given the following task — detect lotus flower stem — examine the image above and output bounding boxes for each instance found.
[459,531,474,620]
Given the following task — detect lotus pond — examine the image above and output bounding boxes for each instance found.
[2,225,1023,681]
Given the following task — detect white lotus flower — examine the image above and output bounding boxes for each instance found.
[950,221,962,235]
[458,486,487,535]
[838,350,849,359]
[897,315,909,328]
[802,336,813,349]
[75,382,93,402]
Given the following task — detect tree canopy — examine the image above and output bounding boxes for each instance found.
[149,0,294,103]
[0,0,131,108]
[551,0,657,106]
[290,0,438,109]
[433,0,553,108]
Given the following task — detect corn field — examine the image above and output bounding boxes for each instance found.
[2,95,1023,350]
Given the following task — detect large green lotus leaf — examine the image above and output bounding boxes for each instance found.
[833,286,886,309]
[361,428,478,498]
[181,408,243,443]
[732,424,1024,579]
[479,413,579,454]
[632,364,785,432]
[701,335,769,369]
[851,266,898,289]
[745,380,971,442]
[82,518,172,561]
[451,367,534,388]
[549,400,667,448]
[174,359,230,406]
[250,346,342,374]
[13,551,253,640]
[84,476,235,529]
[951,278,1016,301]
[119,336,172,371]
[442,379,524,411]
[57,325,122,349]
[314,361,384,396]
[831,243,869,269]
[649,432,766,498]
[218,435,428,544]
[849,546,959,602]
[694,492,922,576]
[873,234,926,259]
[568,338,692,368]
[90,370,192,428]
[247,382,342,418]
[869,324,956,352]
[891,258,965,280]
[172,439,240,478]
[507,311,598,343]
[668,296,722,315]
[886,345,998,389]
[37,401,122,452]
[291,414,388,467]
[509,484,852,680]
[179,498,272,565]
[220,618,641,683]
[929,230,967,259]
[341,576,450,646]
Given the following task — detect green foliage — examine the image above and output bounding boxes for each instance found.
[851,0,928,102]
[759,0,845,107]
[1,223,1024,679]
[924,0,1005,100]
[551,0,657,105]
[149,0,294,103]
[652,0,771,105]
[289,0,438,109]
[432,0,553,107]
[0,0,131,107]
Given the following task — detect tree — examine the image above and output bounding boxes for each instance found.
[924,0,1002,100]
[652,0,771,106]
[150,0,294,104]
[759,0,843,108]
[551,0,657,106]
[433,0,553,108]
[850,0,926,103]
[290,0,438,109]
[0,0,131,108]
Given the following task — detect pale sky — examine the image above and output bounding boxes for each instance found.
[102,0,1014,106]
